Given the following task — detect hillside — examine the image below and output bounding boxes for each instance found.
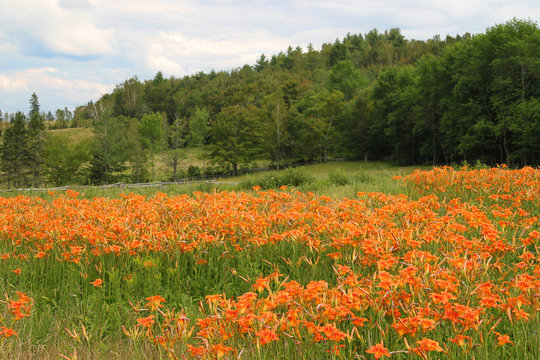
[0,19,538,189]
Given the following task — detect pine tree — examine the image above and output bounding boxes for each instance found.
[29,93,40,118]
[28,111,45,186]
[26,93,46,186]
[0,112,29,187]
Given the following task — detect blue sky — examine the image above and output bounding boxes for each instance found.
[0,0,538,114]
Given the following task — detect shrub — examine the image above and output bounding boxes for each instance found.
[187,165,201,177]
[239,168,315,190]
[351,171,373,184]
[328,168,350,186]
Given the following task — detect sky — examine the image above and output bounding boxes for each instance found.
[0,0,538,114]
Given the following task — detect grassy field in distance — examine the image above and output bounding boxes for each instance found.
[4,160,430,200]
[47,127,94,143]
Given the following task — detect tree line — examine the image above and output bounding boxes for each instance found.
[0,19,538,187]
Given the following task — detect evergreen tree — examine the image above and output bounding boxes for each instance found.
[29,92,40,118]
[28,109,46,186]
[253,54,269,72]
[46,111,54,123]
[0,112,29,187]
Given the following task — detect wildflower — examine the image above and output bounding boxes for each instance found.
[0,327,18,338]
[415,338,443,352]
[90,278,103,287]
[512,308,530,321]
[252,276,269,292]
[8,292,33,321]
[255,328,279,345]
[136,315,156,329]
[206,294,223,305]
[145,295,166,311]
[153,335,167,347]
[326,252,342,260]
[351,317,369,327]
[320,324,348,341]
[143,260,155,268]
[366,341,390,359]
[493,332,513,346]
[449,334,470,347]
[187,344,206,356]
[212,343,234,358]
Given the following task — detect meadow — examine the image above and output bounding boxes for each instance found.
[0,164,538,359]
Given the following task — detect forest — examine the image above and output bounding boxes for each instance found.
[0,18,538,187]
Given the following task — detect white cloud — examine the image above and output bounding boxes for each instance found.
[57,0,93,10]
[0,32,18,53]
[47,23,115,56]
[147,56,186,76]
[0,41,18,53]
[0,68,114,111]
[156,31,290,57]
[0,0,116,57]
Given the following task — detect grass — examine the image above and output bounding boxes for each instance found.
[1,160,424,200]
[47,127,94,143]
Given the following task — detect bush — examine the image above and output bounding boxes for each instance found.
[351,171,373,184]
[187,165,201,177]
[328,168,350,186]
[239,168,315,190]
[279,168,315,187]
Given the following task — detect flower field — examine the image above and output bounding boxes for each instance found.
[0,166,538,359]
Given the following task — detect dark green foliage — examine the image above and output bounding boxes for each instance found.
[0,112,29,187]
[187,165,200,177]
[188,107,208,147]
[0,98,47,188]
[208,105,265,175]
[73,21,535,174]
[89,112,136,184]
[42,133,91,186]
[28,96,46,186]
[371,66,420,165]
[29,93,40,118]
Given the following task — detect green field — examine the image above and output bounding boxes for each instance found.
[3,161,428,200]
